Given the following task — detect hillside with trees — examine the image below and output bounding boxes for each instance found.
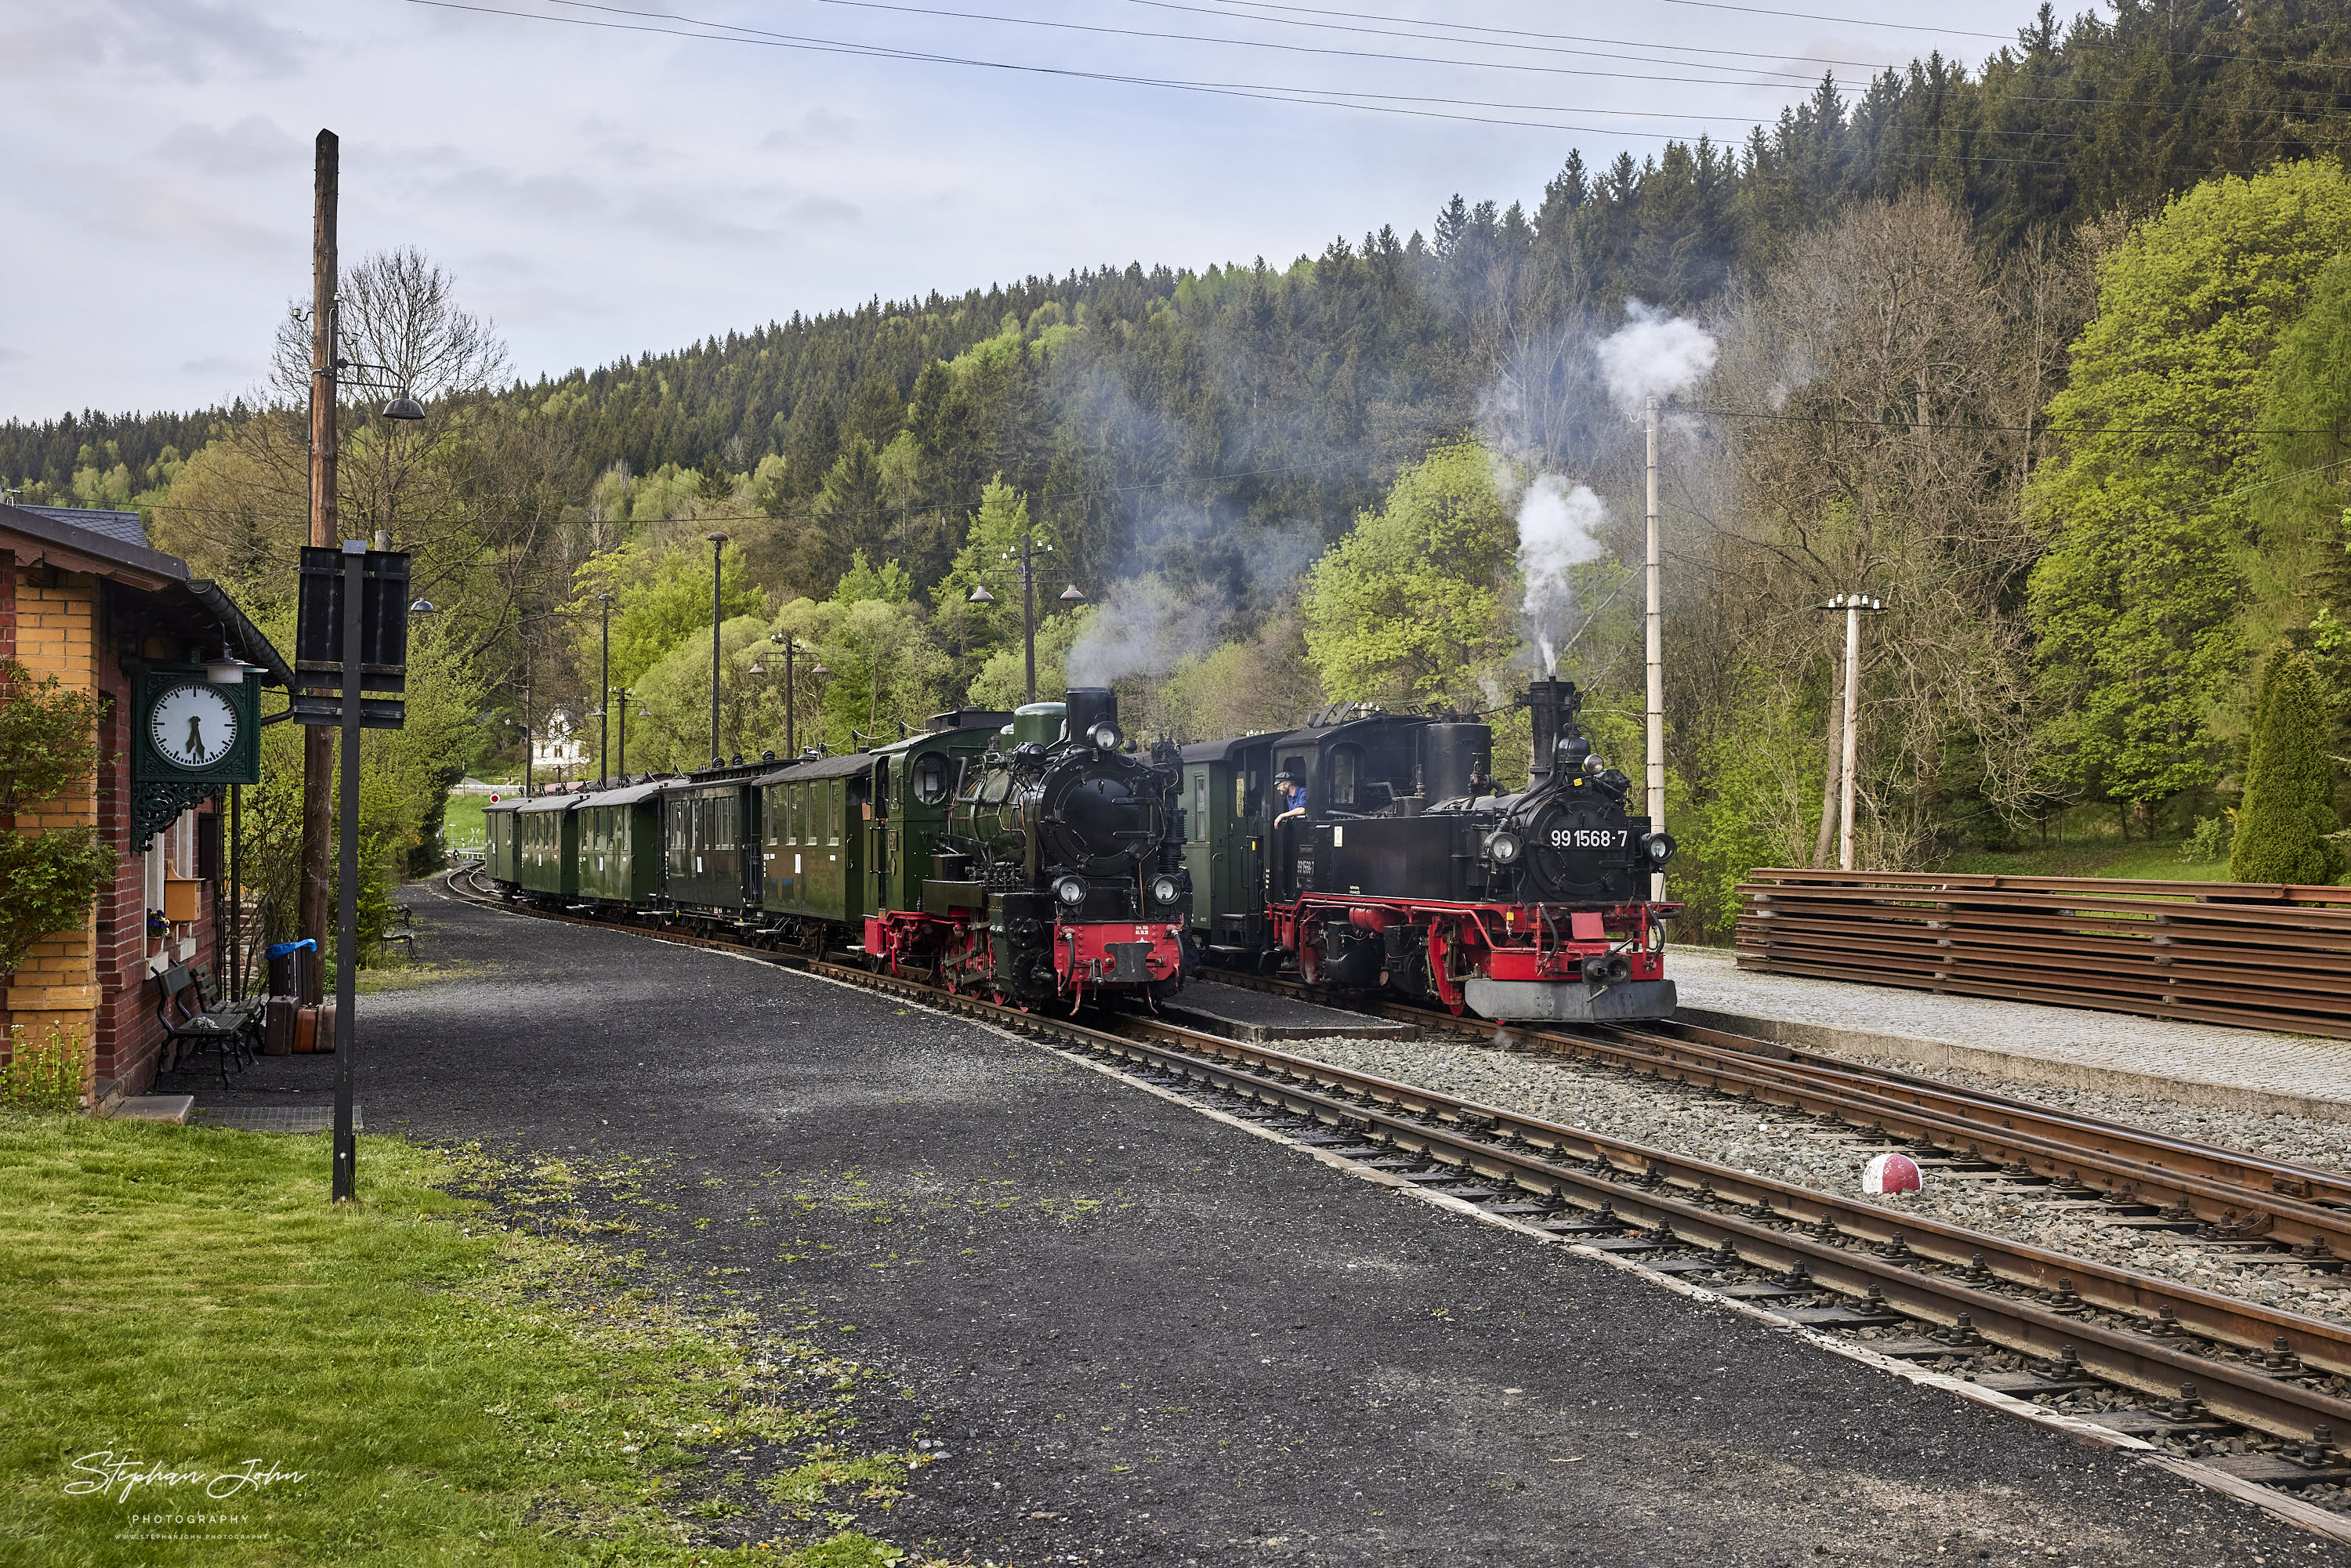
[5,1,2349,939]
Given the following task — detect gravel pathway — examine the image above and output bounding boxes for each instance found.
[1290,1033,2351,1327]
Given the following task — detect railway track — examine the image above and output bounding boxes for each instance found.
[432,867,2351,1519]
[1213,969,2351,1258]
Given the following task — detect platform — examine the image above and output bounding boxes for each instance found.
[1670,945,2351,1121]
[190,1103,363,1134]
[1164,980,1412,1042]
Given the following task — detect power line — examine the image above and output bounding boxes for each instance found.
[1176,0,1904,71]
[559,0,1828,87]
[1122,0,1904,75]
[1686,406,2346,438]
[408,2,2351,158]
[1656,0,2351,68]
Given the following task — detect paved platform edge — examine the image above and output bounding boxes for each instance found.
[1678,1004,2351,1125]
[102,1094,194,1124]
[1158,1007,1413,1044]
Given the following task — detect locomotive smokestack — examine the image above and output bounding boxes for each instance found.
[1525,679,1581,783]
[1065,686,1119,748]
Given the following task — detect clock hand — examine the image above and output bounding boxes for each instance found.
[187,713,205,761]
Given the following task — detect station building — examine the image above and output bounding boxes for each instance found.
[0,502,288,1106]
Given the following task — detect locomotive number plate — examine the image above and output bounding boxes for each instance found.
[1549,829,1630,849]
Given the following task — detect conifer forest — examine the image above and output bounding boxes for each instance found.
[9,0,2351,939]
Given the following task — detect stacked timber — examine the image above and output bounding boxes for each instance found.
[1733,871,2351,1038]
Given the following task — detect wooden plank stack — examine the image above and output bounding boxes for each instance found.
[1733,870,2351,1038]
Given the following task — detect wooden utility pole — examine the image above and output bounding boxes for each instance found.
[300,129,338,998]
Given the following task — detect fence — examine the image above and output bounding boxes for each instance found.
[1733,869,2351,1039]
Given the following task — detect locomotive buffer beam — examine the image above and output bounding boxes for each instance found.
[1463,976,1679,1025]
[1103,942,1157,983]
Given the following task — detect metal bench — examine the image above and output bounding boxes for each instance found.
[154,965,258,1088]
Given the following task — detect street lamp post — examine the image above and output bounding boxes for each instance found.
[597,591,614,785]
[615,689,632,781]
[706,532,727,767]
[767,631,824,759]
[1816,592,1887,872]
[965,527,1086,704]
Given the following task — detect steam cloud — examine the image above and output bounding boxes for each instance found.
[1596,300,1719,416]
[1063,576,1226,687]
[1515,475,1609,677]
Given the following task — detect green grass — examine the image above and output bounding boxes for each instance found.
[0,1114,927,1566]
[440,793,489,853]
[1936,841,2233,882]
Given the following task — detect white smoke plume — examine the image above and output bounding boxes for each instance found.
[1515,474,1609,676]
[1595,299,1719,417]
[1063,575,1226,686]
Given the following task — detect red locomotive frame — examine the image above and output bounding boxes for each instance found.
[1270,895,1674,1014]
[862,909,1184,1008]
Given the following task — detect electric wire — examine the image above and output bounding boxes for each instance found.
[562,0,1830,87]
[1162,0,1906,71]
[1655,0,2351,68]
[411,1,2351,158]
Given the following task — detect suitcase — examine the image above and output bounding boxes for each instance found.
[262,997,297,1056]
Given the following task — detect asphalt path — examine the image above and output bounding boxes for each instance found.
[194,890,2351,1566]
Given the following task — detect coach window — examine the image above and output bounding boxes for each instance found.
[1191,772,1206,841]
[828,781,843,846]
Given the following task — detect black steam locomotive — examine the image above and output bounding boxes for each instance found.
[483,686,1190,1008]
[1177,679,1679,1022]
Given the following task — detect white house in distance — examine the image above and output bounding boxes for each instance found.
[532,708,592,780]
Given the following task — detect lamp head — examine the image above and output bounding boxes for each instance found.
[967,584,995,604]
[1059,583,1086,603]
[381,393,426,422]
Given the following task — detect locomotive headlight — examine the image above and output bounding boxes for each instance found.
[1089,719,1122,751]
[1487,831,1523,865]
[1055,876,1086,907]
[1150,874,1182,905]
[1643,831,1678,866]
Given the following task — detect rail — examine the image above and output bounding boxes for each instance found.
[1733,869,2351,1038]
[440,865,2351,1451]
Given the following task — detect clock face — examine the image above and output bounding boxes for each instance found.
[149,683,240,771]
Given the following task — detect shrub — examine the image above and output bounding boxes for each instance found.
[2183,812,2233,864]
[2230,650,2347,884]
[0,660,117,975]
[1,1022,84,1113]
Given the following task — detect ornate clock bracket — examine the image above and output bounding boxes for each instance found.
[132,781,222,853]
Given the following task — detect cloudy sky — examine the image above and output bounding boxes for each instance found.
[2,0,2061,422]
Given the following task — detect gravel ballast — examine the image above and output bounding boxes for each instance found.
[181,893,2351,1566]
[1291,1032,2351,1327]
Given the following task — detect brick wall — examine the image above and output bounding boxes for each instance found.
[2,563,221,1102]
[2,566,102,1103]
[1,549,12,1034]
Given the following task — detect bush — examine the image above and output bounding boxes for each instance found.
[2183,812,2233,863]
[1,1022,84,1112]
[2230,650,2347,884]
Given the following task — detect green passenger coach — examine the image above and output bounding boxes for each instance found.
[516,794,579,900]
[577,779,665,906]
[757,751,871,928]
[482,797,521,887]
